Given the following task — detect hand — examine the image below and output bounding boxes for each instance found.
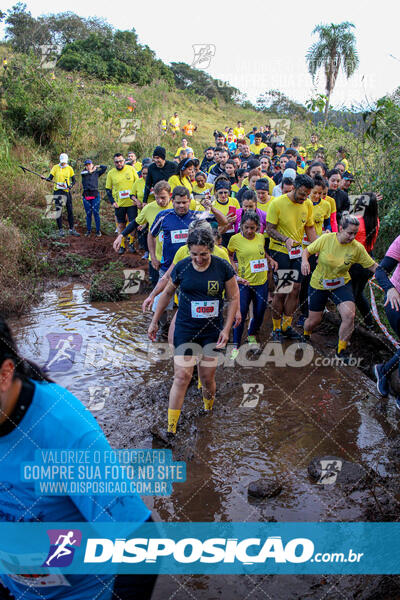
[142,295,154,312]
[285,238,294,251]
[113,202,119,208]
[268,257,278,271]
[41,175,47,181]
[200,197,211,210]
[94,165,100,170]
[376,192,383,202]
[148,320,158,342]
[113,234,123,252]
[137,225,145,231]
[301,260,310,276]
[385,287,400,311]
[152,259,160,271]
[233,311,242,328]
[215,328,229,349]
[227,214,237,224]
[237,277,250,286]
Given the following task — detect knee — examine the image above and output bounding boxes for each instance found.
[173,369,192,387]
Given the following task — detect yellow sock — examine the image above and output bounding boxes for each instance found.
[128,234,134,245]
[121,237,126,249]
[197,378,202,390]
[303,330,311,337]
[338,340,348,354]
[203,396,214,411]
[281,315,292,332]
[272,318,281,331]
[167,409,181,433]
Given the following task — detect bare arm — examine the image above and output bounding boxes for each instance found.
[147,233,159,270]
[305,225,317,244]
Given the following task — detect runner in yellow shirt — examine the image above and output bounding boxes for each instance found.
[212,179,240,247]
[169,112,180,137]
[249,133,267,155]
[105,153,138,255]
[302,214,377,362]
[168,158,194,194]
[228,211,278,358]
[266,174,317,341]
[233,121,245,139]
[46,153,79,237]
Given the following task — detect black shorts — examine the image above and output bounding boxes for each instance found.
[173,325,221,356]
[115,205,136,224]
[270,249,302,288]
[308,281,354,312]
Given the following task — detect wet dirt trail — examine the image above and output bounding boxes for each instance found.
[9,283,400,599]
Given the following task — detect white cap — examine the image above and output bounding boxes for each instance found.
[283,168,296,181]
[59,153,68,164]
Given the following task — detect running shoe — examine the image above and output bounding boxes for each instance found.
[271,329,283,342]
[96,231,102,237]
[69,228,80,237]
[247,335,258,346]
[335,350,351,365]
[373,364,389,397]
[230,347,239,360]
[281,327,302,340]
[128,243,136,254]
[85,231,91,237]
[297,315,306,328]
[57,229,65,237]
[143,251,149,259]
[118,246,125,255]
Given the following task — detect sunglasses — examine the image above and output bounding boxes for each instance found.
[114,159,124,164]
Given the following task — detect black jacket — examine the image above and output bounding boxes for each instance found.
[329,189,349,223]
[143,161,177,202]
[200,157,215,173]
[81,165,107,196]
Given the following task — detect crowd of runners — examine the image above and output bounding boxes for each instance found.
[24,123,400,438]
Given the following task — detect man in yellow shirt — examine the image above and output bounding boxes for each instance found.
[266,174,317,341]
[169,112,180,137]
[46,153,79,237]
[249,132,267,155]
[233,121,245,139]
[105,153,138,255]
[126,150,142,172]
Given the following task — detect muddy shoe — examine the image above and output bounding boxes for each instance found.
[271,329,283,342]
[281,326,301,340]
[374,364,389,397]
[69,228,80,237]
[335,350,351,365]
[96,231,102,237]
[118,246,126,255]
[85,231,91,237]
[150,425,175,446]
[57,228,65,237]
[128,243,136,253]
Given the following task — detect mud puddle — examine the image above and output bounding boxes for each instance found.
[9,283,400,599]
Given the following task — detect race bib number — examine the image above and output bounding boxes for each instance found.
[159,232,164,242]
[119,190,130,199]
[171,229,188,243]
[250,258,268,273]
[322,277,345,290]
[191,301,219,318]
[226,226,235,233]
[302,233,310,246]
[288,246,302,259]
[9,574,71,588]
[56,182,67,190]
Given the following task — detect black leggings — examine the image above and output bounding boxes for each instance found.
[350,263,373,326]
[381,295,400,377]
[299,254,317,317]
[55,191,74,230]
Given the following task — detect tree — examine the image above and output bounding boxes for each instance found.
[5,3,51,53]
[306,22,359,124]
[256,89,307,118]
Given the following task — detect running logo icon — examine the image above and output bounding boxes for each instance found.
[317,460,342,485]
[42,530,82,567]
[191,44,216,69]
[45,333,82,372]
[240,384,264,408]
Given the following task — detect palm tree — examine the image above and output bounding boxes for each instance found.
[306,22,359,124]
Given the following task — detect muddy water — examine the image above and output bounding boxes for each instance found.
[10,283,400,599]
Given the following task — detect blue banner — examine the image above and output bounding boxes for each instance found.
[0,522,397,574]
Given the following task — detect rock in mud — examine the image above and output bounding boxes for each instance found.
[308,456,374,488]
[248,478,282,499]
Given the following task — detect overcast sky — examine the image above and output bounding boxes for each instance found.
[1,0,399,108]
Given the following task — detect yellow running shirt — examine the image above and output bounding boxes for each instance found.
[249,142,267,155]
[132,178,146,205]
[324,195,337,214]
[233,127,245,138]
[267,194,314,255]
[136,201,172,262]
[307,199,331,239]
[173,244,229,264]
[50,164,74,192]
[228,232,268,285]
[307,232,374,290]
[169,116,180,131]
[168,175,192,194]
[106,165,138,207]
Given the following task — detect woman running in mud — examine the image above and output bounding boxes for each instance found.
[147,225,239,438]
